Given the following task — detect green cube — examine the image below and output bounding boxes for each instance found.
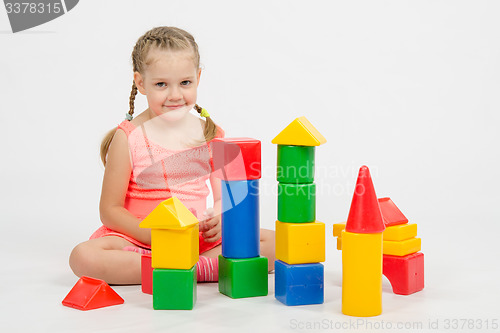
[277,145,315,183]
[277,183,316,223]
[218,255,268,299]
[153,266,196,310]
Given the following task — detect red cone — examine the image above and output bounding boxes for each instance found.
[345,166,385,233]
[62,276,124,311]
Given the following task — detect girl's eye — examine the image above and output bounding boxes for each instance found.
[181,80,191,86]
[156,82,166,88]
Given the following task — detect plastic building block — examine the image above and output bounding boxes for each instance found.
[221,179,260,258]
[150,225,199,269]
[153,267,197,310]
[275,220,325,264]
[342,231,384,317]
[140,197,199,230]
[383,252,424,295]
[383,237,421,256]
[211,137,261,181]
[275,260,324,306]
[337,237,342,250]
[333,222,346,237]
[277,183,316,223]
[62,276,124,311]
[383,223,417,241]
[378,197,408,227]
[141,253,153,295]
[272,116,327,146]
[218,255,268,298]
[345,166,385,234]
[277,145,315,183]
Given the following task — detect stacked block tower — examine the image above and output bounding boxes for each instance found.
[211,138,268,299]
[139,197,199,310]
[341,166,385,317]
[271,116,327,306]
[333,197,425,296]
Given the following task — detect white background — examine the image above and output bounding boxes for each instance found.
[1,1,499,332]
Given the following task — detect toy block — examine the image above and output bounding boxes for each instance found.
[275,260,324,306]
[62,276,124,311]
[383,237,421,256]
[346,166,385,234]
[218,255,268,298]
[272,116,327,146]
[140,197,199,230]
[337,237,342,250]
[333,222,346,237]
[342,230,384,317]
[153,266,197,310]
[141,253,153,295]
[275,220,325,264]
[211,138,261,181]
[221,179,260,258]
[277,145,315,183]
[277,183,316,223]
[383,223,417,241]
[151,225,199,269]
[383,252,424,295]
[378,197,408,227]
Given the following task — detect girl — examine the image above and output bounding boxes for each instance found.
[69,26,275,285]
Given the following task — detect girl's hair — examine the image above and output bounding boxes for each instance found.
[100,26,218,166]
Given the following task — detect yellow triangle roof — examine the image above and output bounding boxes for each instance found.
[271,116,327,146]
[139,197,199,230]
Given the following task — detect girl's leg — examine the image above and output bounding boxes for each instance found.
[69,236,142,285]
[202,228,276,272]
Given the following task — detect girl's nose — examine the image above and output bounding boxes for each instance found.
[167,87,182,101]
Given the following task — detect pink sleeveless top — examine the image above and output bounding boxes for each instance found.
[90,120,224,251]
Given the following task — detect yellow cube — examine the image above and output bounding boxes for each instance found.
[383,223,417,241]
[383,237,421,256]
[275,220,325,264]
[337,237,342,250]
[151,225,199,269]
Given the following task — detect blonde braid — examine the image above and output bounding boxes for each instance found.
[127,81,138,120]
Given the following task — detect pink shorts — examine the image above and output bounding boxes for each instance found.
[90,197,221,254]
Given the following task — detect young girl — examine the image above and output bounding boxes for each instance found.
[69,26,275,285]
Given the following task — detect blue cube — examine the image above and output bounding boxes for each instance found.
[221,179,260,258]
[275,260,324,306]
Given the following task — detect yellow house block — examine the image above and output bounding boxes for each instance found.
[383,237,421,256]
[342,231,383,317]
[333,222,346,237]
[151,225,199,269]
[139,197,199,230]
[275,220,325,264]
[383,223,417,241]
[272,116,327,146]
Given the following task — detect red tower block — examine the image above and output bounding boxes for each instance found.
[383,252,424,295]
[62,276,124,310]
[142,253,153,295]
[210,138,261,181]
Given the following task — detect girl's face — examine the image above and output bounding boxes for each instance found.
[134,48,200,122]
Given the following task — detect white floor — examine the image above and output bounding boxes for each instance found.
[2,218,499,333]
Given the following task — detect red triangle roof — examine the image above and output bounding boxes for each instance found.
[345,166,386,233]
[62,276,124,310]
[378,197,408,226]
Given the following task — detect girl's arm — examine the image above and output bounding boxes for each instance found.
[98,129,151,245]
[199,171,222,242]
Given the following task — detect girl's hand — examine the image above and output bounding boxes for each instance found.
[199,208,221,242]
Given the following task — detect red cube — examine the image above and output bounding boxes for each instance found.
[211,138,261,181]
